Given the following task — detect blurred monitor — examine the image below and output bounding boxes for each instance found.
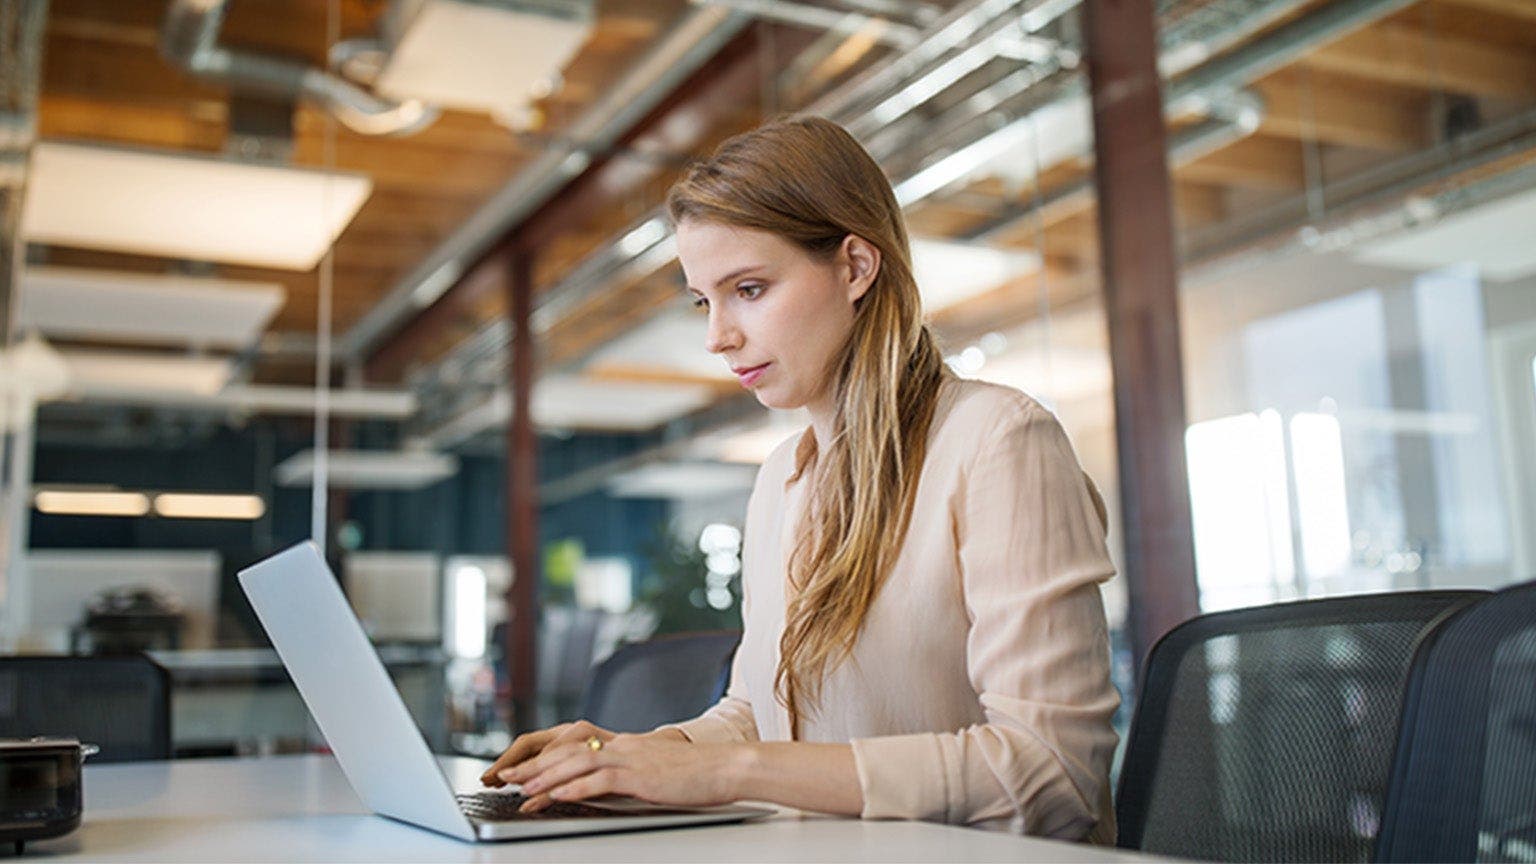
[22,550,220,651]
[342,551,441,644]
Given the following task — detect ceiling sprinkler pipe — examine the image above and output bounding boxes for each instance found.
[160,0,439,137]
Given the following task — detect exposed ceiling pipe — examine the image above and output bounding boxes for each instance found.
[1187,101,1536,277]
[693,0,923,48]
[160,0,439,138]
[338,5,755,362]
[955,0,1410,242]
[964,93,1266,242]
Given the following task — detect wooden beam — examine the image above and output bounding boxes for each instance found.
[1085,0,1201,668]
[1440,0,1536,24]
[1176,135,1305,191]
[1254,68,1429,152]
[1174,181,1229,231]
[1305,19,1536,100]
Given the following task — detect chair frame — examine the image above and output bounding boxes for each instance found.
[1116,590,1487,852]
[0,653,172,762]
[1374,581,1536,863]
[579,630,740,732]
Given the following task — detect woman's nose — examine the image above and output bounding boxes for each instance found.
[704,309,740,354]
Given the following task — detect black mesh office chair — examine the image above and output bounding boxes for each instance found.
[1375,580,1536,863]
[0,654,172,762]
[1116,590,1486,863]
[580,631,740,734]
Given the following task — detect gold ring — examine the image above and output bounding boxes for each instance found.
[585,736,603,752]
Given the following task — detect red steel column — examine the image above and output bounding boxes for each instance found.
[504,242,541,732]
[1084,0,1201,670]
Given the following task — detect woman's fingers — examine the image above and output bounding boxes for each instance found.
[479,725,565,786]
[497,738,601,786]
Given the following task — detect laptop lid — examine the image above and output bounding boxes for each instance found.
[238,541,477,841]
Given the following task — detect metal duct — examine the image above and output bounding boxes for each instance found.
[160,0,440,138]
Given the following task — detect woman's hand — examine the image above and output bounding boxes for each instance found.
[479,720,615,791]
[483,722,745,813]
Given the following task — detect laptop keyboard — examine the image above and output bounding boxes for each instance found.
[456,791,626,821]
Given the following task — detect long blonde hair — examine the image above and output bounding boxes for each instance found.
[666,116,945,733]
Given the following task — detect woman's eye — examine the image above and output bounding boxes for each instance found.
[738,283,765,299]
[690,295,709,310]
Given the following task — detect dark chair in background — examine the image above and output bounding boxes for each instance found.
[1116,590,1486,863]
[580,631,739,734]
[0,655,171,762]
[1375,580,1536,863]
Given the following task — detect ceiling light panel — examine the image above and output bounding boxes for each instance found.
[911,237,1042,313]
[377,0,593,116]
[62,350,233,397]
[22,142,372,270]
[274,450,460,489]
[19,267,284,350]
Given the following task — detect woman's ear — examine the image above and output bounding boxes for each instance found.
[840,234,881,304]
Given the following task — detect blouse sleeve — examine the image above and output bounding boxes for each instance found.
[849,401,1120,841]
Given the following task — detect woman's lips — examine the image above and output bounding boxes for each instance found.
[733,363,770,387]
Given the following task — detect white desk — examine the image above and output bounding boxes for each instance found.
[32,755,1162,862]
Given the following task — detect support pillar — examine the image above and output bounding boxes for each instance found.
[503,242,540,733]
[1084,0,1202,671]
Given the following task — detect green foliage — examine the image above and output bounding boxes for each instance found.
[638,524,742,635]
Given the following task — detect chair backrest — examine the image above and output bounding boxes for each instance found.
[580,631,740,734]
[0,654,172,762]
[1117,590,1486,862]
[1374,580,1536,863]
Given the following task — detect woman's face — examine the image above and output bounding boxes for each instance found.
[676,219,878,415]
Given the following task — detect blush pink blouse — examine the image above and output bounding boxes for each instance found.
[667,375,1120,841]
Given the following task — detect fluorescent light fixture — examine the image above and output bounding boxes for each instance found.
[376,0,592,116]
[274,449,460,489]
[34,489,151,517]
[19,267,284,350]
[153,493,266,520]
[62,350,233,397]
[606,461,759,499]
[22,141,371,270]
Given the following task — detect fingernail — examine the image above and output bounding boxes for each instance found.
[498,768,517,782]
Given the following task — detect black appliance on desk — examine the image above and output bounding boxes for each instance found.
[0,737,97,854]
[69,587,184,655]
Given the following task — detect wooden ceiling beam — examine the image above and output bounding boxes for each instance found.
[1254,69,1429,151]
[1175,135,1306,191]
[1304,19,1536,100]
[1439,0,1536,24]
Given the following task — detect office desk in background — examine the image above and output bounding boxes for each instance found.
[31,755,1162,862]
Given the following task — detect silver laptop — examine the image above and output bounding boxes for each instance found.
[238,540,771,841]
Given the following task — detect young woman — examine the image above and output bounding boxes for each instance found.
[481,116,1120,841]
